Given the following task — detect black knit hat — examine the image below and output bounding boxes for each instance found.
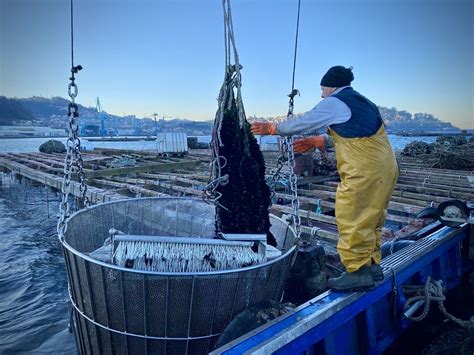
[320,66,354,87]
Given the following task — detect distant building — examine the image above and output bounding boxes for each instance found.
[117,129,136,136]
[0,125,66,137]
[81,124,100,136]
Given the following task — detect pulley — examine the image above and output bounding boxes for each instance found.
[436,199,473,227]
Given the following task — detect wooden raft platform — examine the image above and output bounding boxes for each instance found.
[0,148,473,246]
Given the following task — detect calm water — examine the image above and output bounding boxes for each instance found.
[0,136,211,153]
[0,134,439,153]
[0,175,76,354]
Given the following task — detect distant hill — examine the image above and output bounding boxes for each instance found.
[19,96,72,121]
[0,96,213,136]
[17,96,118,130]
[378,107,458,133]
[0,96,36,125]
[0,96,459,135]
[252,106,459,133]
[0,96,109,128]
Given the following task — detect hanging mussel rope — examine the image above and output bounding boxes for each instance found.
[207,0,277,248]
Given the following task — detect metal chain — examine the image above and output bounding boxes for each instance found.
[268,0,302,239]
[286,137,301,238]
[57,0,88,239]
[268,147,286,203]
[58,65,87,238]
[268,113,301,238]
[69,71,89,208]
[285,84,301,238]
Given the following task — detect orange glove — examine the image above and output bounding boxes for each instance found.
[250,122,278,135]
[294,136,326,153]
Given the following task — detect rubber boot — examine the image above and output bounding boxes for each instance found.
[327,266,375,292]
[371,264,384,282]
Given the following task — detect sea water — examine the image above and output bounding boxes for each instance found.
[0,175,76,354]
[0,134,439,153]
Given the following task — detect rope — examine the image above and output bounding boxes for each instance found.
[222,0,245,128]
[206,0,245,206]
[403,277,474,328]
[70,0,74,68]
[388,236,399,255]
[315,199,322,214]
[290,0,301,97]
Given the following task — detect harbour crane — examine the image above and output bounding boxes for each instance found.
[97,97,107,136]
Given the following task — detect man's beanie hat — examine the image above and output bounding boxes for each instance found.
[320,66,354,87]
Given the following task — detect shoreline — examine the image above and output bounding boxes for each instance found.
[395,132,471,137]
[0,131,471,140]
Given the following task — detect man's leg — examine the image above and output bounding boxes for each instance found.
[329,182,378,291]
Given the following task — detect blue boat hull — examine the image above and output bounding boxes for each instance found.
[213,224,473,354]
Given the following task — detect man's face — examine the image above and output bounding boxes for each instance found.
[321,86,337,98]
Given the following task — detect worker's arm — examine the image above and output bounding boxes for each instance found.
[294,134,333,153]
[276,97,351,136]
[250,96,350,136]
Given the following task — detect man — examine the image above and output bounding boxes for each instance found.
[251,65,399,292]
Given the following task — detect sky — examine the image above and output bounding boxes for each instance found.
[1,0,473,128]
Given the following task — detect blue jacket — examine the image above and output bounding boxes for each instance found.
[330,87,382,138]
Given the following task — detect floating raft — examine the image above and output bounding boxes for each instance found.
[0,148,473,247]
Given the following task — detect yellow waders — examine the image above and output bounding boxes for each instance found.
[328,125,399,272]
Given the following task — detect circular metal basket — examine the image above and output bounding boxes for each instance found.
[61,197,297,354]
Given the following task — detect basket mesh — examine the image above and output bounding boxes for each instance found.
[63,197,296,354]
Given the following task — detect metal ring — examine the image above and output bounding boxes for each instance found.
[310,226,320,237]
[67,287,221,341]
[68,83,78,98]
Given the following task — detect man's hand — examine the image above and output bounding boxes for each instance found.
[294,135,326,153]
[250,122,278,136]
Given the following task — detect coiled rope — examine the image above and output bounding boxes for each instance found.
[403,277,474,328]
